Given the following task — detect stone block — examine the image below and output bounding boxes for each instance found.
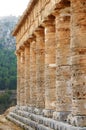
[68,114,86,127]
[33,108,43,115]
[43,109,54,118]
[53,111,70,122]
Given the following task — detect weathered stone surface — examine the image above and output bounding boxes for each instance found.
[9,0,86,129]
[16,52,20,106]
[34,27,45,109]
[42,16,56,110]
[43,109,54,118]
[69,0,86,126]
[24,45,30,106]
[53,111,70,122]
[7,108,86,130]
[55,9,72,121]
[29,40,37,107]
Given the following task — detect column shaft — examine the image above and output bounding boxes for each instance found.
[54,10,71,121]
[69,0,86,127]
[43,17,56,110]
[24,45,30,106]
[20,50,25,106]
[30,40,37,107]
[16,53,20,106]
[35,27,45,108]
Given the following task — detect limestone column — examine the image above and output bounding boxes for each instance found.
[19,50,22,106]
[29,37,37,108]
[24,43,30,106]
[34,27,45,109]
[53,8,71,121]
[20,49,25,106]
[16,51,21,106]
[42,16,56,111]
[68,0,86,127]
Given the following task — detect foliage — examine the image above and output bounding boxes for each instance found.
[0,16,18,114]
[0,90,16,114]
[0,90,12,104]
[0,47,17,90]
[0,16,18,90]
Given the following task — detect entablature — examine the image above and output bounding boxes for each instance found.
[13,0,70,50]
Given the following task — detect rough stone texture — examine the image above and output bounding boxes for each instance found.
[34,27,45,108]
[16,52,20,106]
[24,45,30,106]
[30,39,37,107]
[54,8,72,121]
[43,16,56,110]
[68,0,86,127]
[10,0,86,129]
[7,107,86,130]
[20,50,25,106]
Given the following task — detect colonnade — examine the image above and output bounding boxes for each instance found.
[15,0,86,127]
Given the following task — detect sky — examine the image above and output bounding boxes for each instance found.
[0,0,30,17]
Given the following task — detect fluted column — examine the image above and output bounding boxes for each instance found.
[30,38,37,107]
[53,8,71,121]
[16,52,21,106]
[43,16,56,111]
[68,0,86,127]
[20,49,25,106]
[34,27,45,109]
[24,44,30,106]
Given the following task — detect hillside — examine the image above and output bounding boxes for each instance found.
[0,16,18,114]
[0,16,18,90]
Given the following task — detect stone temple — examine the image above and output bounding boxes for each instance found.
[7,0,86,130]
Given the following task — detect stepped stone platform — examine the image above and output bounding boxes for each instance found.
[7,106,86,130]
[10,0,86,129]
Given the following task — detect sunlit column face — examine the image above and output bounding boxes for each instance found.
[29,40,37,107]
[34,27,45,108]
[24,45,30,106]
[43,16,56,110]
[55,14,71,112]
[71,0,86,116]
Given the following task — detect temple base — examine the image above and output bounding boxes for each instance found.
[53,111,70,122]
[67,114,86,127]
[43,109,54,118]
[7,106,86,130]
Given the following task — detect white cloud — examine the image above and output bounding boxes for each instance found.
[0,0,30,16]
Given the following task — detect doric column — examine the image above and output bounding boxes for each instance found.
[29,37,37,107]
[42,16,56,112]
[53,8,71,121]
[16,51,21,106]
[34,27,45,109]
[20,49,25,106]
[68,0,86,127]
[24,43,30,106]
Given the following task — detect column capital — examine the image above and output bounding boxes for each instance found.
[52,7,70,18]
[19,45,25,52]
[54,0,70,10]
[23,40,30,48]
[15,50,20,56]
[42,15,55,27]
[34,27,44,36]
[27,34,36,43]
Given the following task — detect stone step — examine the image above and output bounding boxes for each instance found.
[8,109,85,130]
[7,115,34,130]
[15,110,77,130]
[9,112,38,129]
[14,109,58,129]
[13,110,71,130]
[8,112,53,130]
